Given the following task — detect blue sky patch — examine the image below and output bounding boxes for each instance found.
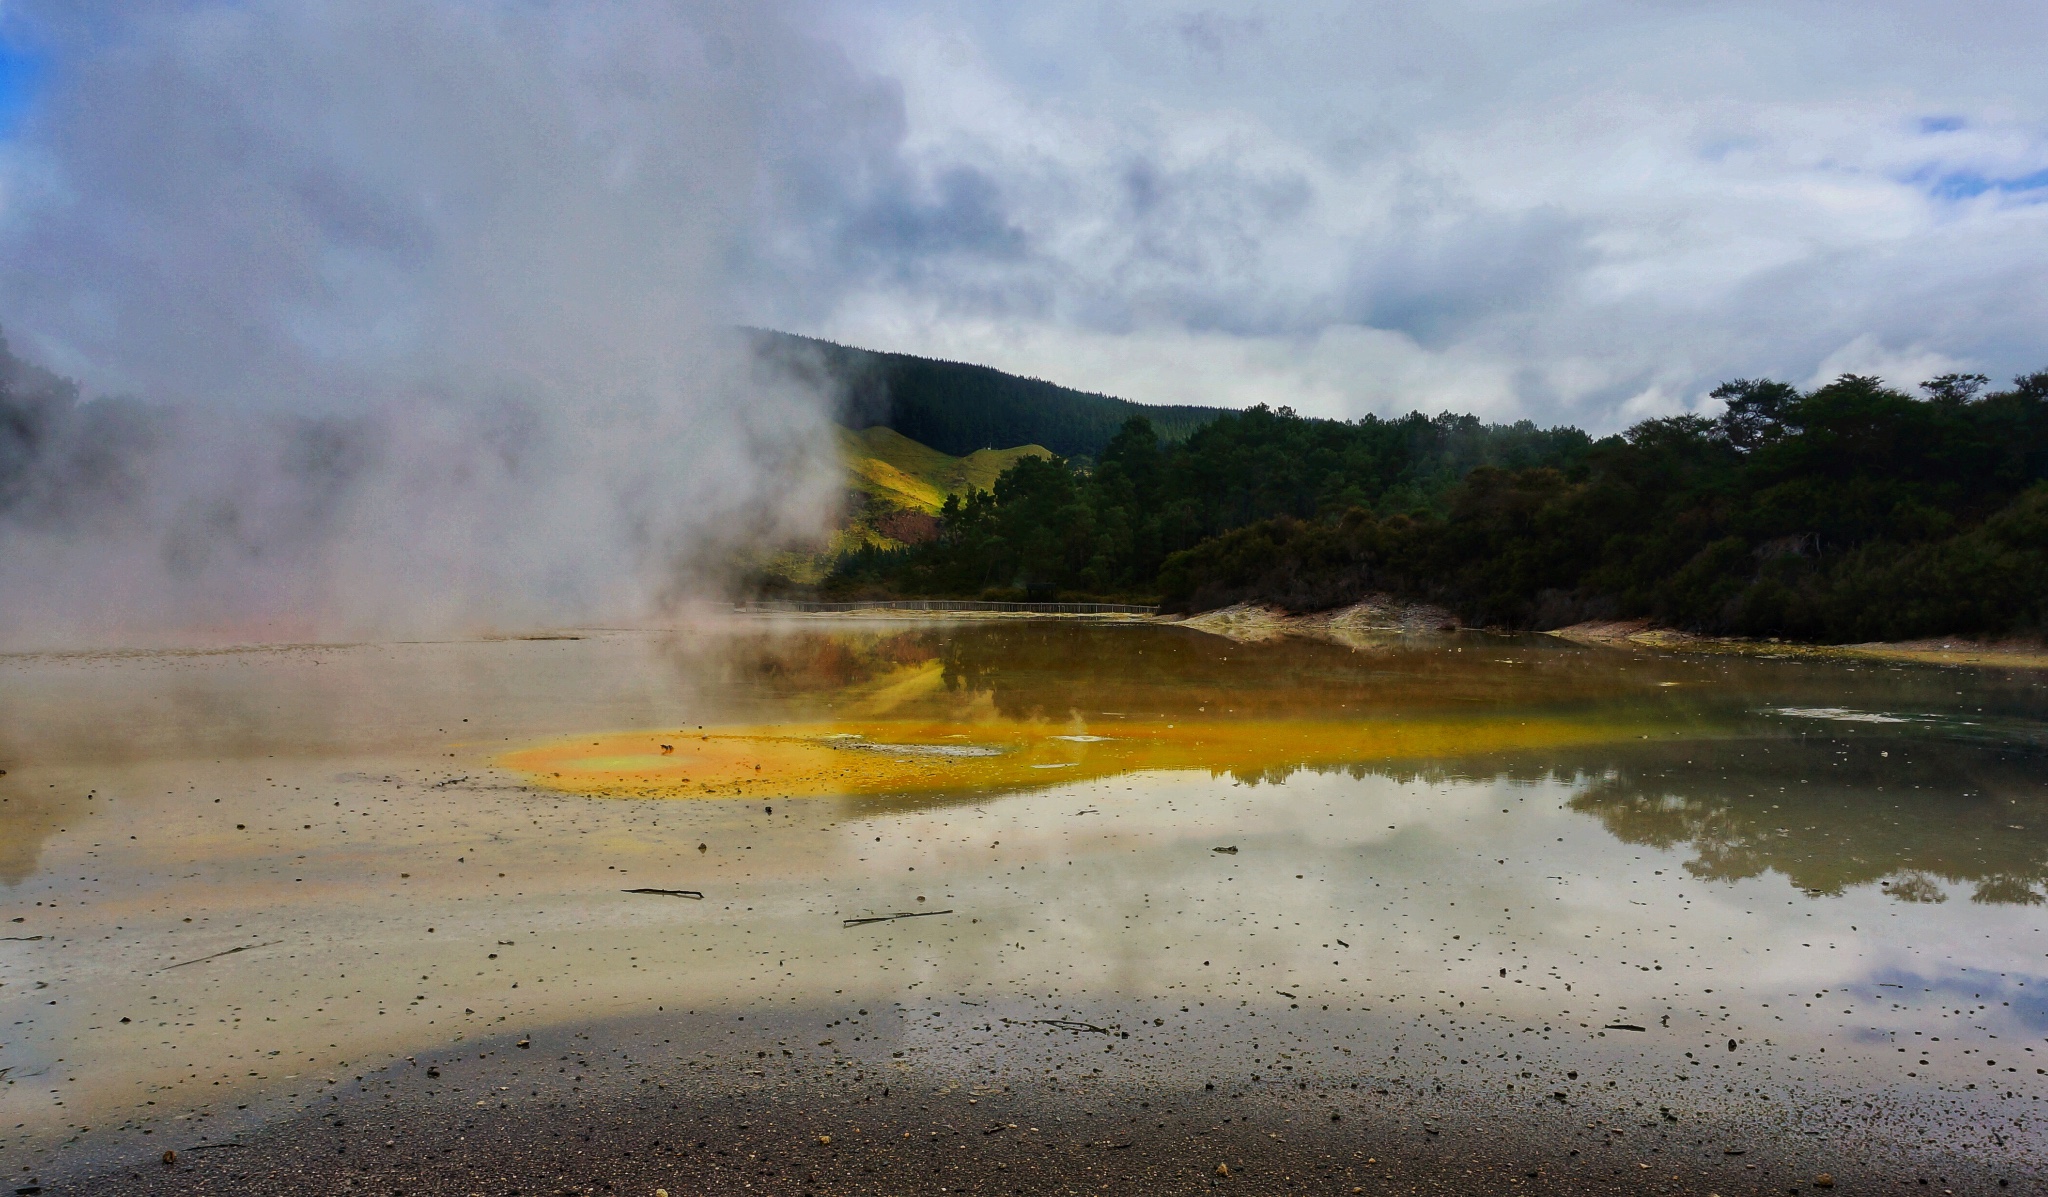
[0,39,45,138]
[1913,164,2048,201]
[1865,965,2048,1031]
[1918,115,1966,134]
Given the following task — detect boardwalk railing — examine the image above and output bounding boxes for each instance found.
[735,599,1159,616]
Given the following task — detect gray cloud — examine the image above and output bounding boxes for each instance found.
[1343,208,1595,350]
[845,165,1028,264]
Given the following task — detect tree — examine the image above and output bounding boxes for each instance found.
[1710,378,1800,451]
[1920,373,1990,406]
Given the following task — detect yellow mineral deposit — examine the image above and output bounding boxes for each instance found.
[499,712,1670,800]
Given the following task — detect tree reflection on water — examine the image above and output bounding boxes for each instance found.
[1561,737,2048,906]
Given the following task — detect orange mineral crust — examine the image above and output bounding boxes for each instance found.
[498,714,1664,799]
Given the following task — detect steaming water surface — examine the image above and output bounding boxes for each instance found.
[2,621,2045,1181]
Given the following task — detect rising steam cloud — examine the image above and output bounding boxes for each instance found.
[0,1,863,648]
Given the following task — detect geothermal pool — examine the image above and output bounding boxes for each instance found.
[1,620,2044,1191]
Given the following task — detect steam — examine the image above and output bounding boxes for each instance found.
[0,1,859,648]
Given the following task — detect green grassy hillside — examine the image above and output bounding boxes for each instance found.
[755,427,1054,588]
[839,425,1049,515]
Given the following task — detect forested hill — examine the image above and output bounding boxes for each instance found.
[747,328,1223,460]
[826,370,2048,643]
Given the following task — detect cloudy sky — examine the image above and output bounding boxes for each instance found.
[4,1,2047,432]
[792,0,2048,427]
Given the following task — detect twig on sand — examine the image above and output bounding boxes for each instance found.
[1035,1019,1112,1035]
[622,888,704,899]
[158,941,283,972]
[842,910,952,927]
